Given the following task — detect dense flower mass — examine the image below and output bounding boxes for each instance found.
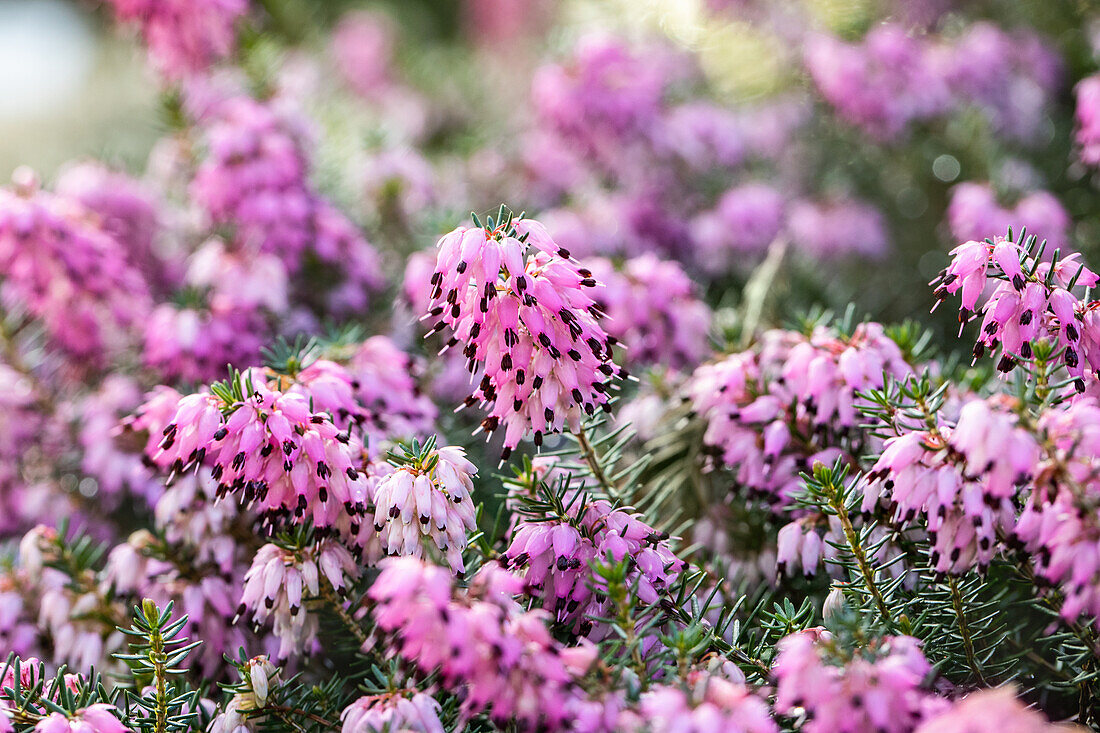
[4,1,1100,731]
[369,557,593,727]
[501,492,684,631]
[689,321,911,506]
[0,170,150,367]
[426,214,620,457]
[105,0,247,78]
[773,630,944,733]
[584,255,711,370]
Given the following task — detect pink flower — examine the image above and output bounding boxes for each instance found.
[149,368,369,533]
[35,704,128,733]
[773,631,944,733]
[915,686,1076,732]
[502,496,683,632]
[239,540,358,658]
[369,557,592,727]
[804,26,950,141]
[426,215,620,458]
[0,169,150,369]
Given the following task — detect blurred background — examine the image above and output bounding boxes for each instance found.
[2,0,1099,341]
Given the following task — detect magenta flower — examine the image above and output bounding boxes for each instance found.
[692,183,785,271]
[690,323,911,506]
[0,170,151,369]
[369,557,595,728]
[190,93,383,314]
[149,368,368,533]
[503,495,682,633]
[804,25,950,141]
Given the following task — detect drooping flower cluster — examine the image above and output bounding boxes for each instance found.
[426,214,620,457]
[501,492,684,632]
[531,36,669,165]
[689,322,912,505]
[932,234,1099,381]
[369,557,596,728]
[1014,397,1100,623]
[584,255,711,370]
[345,336,438,444]
[238,539,359,658]
[54,162,169,293]
[862,398,1039,574]
[147,368,369,533]
[772,629,944,733]
[371,441,477,573]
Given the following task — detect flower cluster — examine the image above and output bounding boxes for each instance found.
[946,183,1069,250]
[932,234,1099,381]
[371,441,478,573]
[0,170,150,368]
[805,22,1059,143]
[689,322,911,506]
[148,368,369,532]
[369,557,594,728]
[340,692,445,733]
[501,493,684,632]
[584,255,711,370]
[1076,74,1100,167]
[773,630,944,733]
[804,25,950,142]
[862,398,1039,574]
[426,214,620,457]
[104,0,247,79]
[191,92,383,315]
[239,539,358,658]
